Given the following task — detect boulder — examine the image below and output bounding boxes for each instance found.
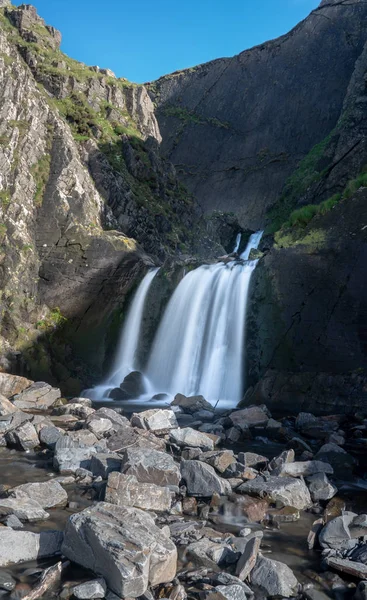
[0,395,17,416]
[237,452,268,469]
[87,417,113,438]
[105,472,172,512]
[0,374,32,398]
[12,382,61,410]
[238,476,312,510]
[229,406,269,429]
[52,404,95,419]
[92,407,129,429]
[314,443,357,477]
[319,513,356,550]
[235,535,261,580]
[68,430,99,447]
[170,428,214,451]
[0,529,63,566]
[171,393,214,414]
[186,538,236,569]
[39,426,63,449]
[72,579,107,599]
[199,450,236,474]
[121,447,180,486]
[120,371,146,397]
[131,409,178,432]
[251,556,298,597]
[268,449,295,475]
[5,421,39,450]
[107,425,166,452]
[232,495,269,522]
[53,444,97,474]
[9,480,67,509]
[281,461,333,477]
[306,473,337,501]
[216,584,248,600]
[181,460,231,497]
[90,453,123,479]
[0,497,49,522]
[62,503,177,597]
[0,570,16,591]
[324,557,367,579]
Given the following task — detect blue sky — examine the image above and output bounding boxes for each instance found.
[15,0,320,83]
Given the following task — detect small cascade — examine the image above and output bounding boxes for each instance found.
[85,267,159,400]
[233,233,242,253]
[240,230,264,260]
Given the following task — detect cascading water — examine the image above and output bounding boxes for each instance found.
[240,230,264,260]
[145,231,263,408]
[84,267,159,400]
[233,233,242,253]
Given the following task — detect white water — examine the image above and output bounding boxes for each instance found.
[240,230,264,260]
[84,267,159,400]
[145,232,263,408]
[233,233,242,253]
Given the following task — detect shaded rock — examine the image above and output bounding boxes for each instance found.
[0,374,32,399]
[131,409,178,432]
[238,476,311,509]
[319,513,356,550]
[307,518,324,550]
[170,428,214,451]
[12,382,61,410]
[186,539,236,569]
[171,394,214,414]
[181,460,231,497]
[231,495,268,522]
[268,449,295,475]
[307,473,337,501]
[192,410,215,422]
[324,557,367,579]
[281,461,333,477]
[5,421,39,450]
[53,445,97,474]
[0,529,63,567]
[90,453,123,479]
[9,480,67,509]
[105,472,172,512]
[314,443,357,478]
[235,536,261,581]
[2,515,23,530]
[119,371,146,398]
[0,498,49,522]
[268,506,300,524]
[39,426,63,450]
[62,502,177,597]
[72,579,107,599]
[199,450,236,474]
[251,556,298,597]
[52,404,95,419]
[229,406,269,429]
[121,447,181,486]
[0,571,16,592]
[237,452,268,470]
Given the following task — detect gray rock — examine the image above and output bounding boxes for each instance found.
[68,430,99,447]
[5,421,39,450]
[192,410,215,422]
[72,579,107,599]
[235,535,261,581]
[12,382,61,410]
[181,460,231,497]
[171,394,214,414]
[93,407,129,428]
[199,450,236,474]
[229,406,269,429]
[216,585,247,600]
[0,497,49,522]
[0,529,63,566]
[2,515,23,529]
[238,476,312,509]
[39,426,63,449]
[170,428,214,451]
[121,447,181,486]
[251,555,298,597]
[53,445,97,474]
[0,570,16,591]
[186,539,236,569]
[9,480,68,509]
[105,472,172,512]
[314,443,357,477]
[131,408,178,431]
[52,404,95,419]
[87,417,113,438]
[237,452,268,469]
[0,396,17,417]
[319,513,356,550]
[268,450,295,475]
[306,473,337,501]
[107,425,166,453]
[356,581,367,600]
[62,502,177,597]
[0,374,32,399]
[324,556,367,579]
[281,461,333,477]
[69,397,93,407]
[90,453,123,479]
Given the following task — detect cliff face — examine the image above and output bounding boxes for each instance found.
[150,0,367,230]
[0,2,223,392]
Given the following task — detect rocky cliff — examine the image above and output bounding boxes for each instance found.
[150,0,367,230]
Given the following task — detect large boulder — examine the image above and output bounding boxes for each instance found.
[9,480,67,509]
[5,421,39,450]
[0,529,63,566]
[105,472,172,512]
[170,427,215,451]
[12,382,61,410]
[119,371,146,398]
[131,409,178,432]
[238,476,312,510]
[121,447,181,486]
[0,395,17,416]
[62,503,177,597]
[181,460,231,497]
[318,513,356,550]
[0,497,49,522]
[306,473,337,501]
[229,406,269,429]
[314,443,357,478]
[90,453,123,479]
[53,437,97,474]
[0,374,32,398]
[251,556,298,597]
[171,393,214,414]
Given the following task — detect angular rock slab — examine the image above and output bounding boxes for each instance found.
[62,502,177,597]
[325,557,367,579]
[170,428,214,451]
[251,555,298,597]
[0,529,63,566]
[121,446,181,486]
[171,393,214,414]
[131,409,178,432]
[0,497,49,522]
[73,579,107,599]
[105,472,172,512]
[238,476,311,510]
[181,460,231,497]
[281,460,333,477]
[10,480,67,509]
[229,406,269,429]
[0,373,32,398]
[12,382,61,410]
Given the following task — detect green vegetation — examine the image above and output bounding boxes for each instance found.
[274,228,326,249]
[163,105,230,129]
[31,153,51,206]
[0,190,10,210]
[0,223,7,239]
[36,307,67,331]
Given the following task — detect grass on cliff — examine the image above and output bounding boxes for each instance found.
[163,105,230,129]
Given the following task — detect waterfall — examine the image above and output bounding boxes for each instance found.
[84,267,159,400]
[240,230,264,260]
[233,233,242,253]
[145,232,263,407]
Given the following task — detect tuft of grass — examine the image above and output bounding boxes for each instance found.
[0,190,11,210]
[31,154,51,206]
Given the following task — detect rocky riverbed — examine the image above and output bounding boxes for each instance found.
[0,373,365,600]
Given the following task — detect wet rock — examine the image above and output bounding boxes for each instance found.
[237,452,268,470]
[324,557,367,579]
[105,472,172,512]
[349,543,367,563]
[314,443,357,477]
[0,529,63,566]
[0,571,16,592]
[10,480,67,509]
[3,515,23,529]
[0,396,17,417]
[235,535,261,580]
[62,502,177,597]
[0,497,49,522]
[121,447,181,486]
[281,461,333,477]
[268,506,300,524]
[181,460,231,497]
[307,473,337,501]
[131,409,178,432]
[238,476,311,509]
[170,428,214,451]
[0,374,32,399]
[39,426,63,449]
[230,495,269,522]
[356,581,367,600]
[319,513,357,550]
[251,555,298,597]
[12,382,61,411]
[72,579,107,599]
[87,418,113,439]
[229,406,269,429]
[69,397,93,407]
[171,393,214,414]
[6,421,39,450]
[307,518,324,550]
[90,453,123,479]
[192,410,215,422]
[199,451,236,474]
